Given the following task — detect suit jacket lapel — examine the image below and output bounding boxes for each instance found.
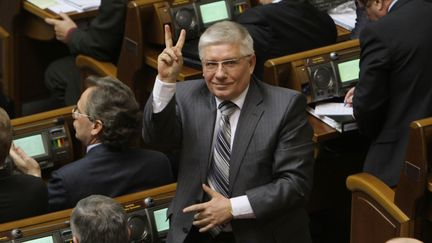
[194,85,217,184]
[229,80,264,193]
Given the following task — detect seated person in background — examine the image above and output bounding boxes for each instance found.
[0,108,48,223]
[344,0,432,186]
[236,0,337,79]
[10,76,174,211]
[70,195,129,243]
[44,0,127,106]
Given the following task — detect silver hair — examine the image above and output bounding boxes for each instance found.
[198,21,254,60]
[70,195,129,243]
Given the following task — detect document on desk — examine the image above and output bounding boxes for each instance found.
[314,102,353,116]
[28,0,100,13]
[27,0,57,9]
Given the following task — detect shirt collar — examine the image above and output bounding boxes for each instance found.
[87,143,102,153]
[215,84,250,110]
[388,0,398,11]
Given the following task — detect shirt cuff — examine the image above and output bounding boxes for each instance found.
[152,77,176,113]
[230,195,256,219]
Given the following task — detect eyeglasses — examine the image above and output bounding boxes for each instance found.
[202,55,252,73]
[72,106,93,121]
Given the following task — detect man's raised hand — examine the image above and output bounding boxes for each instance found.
[157,25,186,83]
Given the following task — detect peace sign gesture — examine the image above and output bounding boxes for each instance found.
[157,25,186,83]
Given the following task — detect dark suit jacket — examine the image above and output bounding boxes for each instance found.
[236,0,337,79]
[143,79,314,243]
[67,0,126,62]
[0,169,48,223]
[48,145,174,211]
[353,0,432,186]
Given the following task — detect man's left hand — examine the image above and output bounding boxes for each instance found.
[183,184,233,232]
[45,12,77,43]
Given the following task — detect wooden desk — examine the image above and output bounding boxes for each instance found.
[336,25,351,42]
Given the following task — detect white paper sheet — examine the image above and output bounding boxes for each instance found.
[314,102,353,116]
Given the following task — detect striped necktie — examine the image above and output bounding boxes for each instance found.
[207,101,237,236]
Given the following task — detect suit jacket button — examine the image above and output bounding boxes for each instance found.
[182,227,189,233]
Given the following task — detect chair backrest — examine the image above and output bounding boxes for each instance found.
[117,0,158,88]
[347,117,432,243]
[395,117,432,235]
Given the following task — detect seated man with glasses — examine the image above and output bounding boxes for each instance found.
[143,21,314,243]
[10,76,174,211]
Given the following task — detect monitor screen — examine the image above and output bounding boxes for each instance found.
[13,133,49,159]
[153,207,169,233]
[337,58,360,84]
[199,0,230,26]
[21,235,55,243]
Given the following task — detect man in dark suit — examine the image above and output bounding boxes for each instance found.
[0,107,48,223]
[143,21,314,243]
[344,0,432,186]
[236,0,337,79]
[44,0,126,106]
[11,76,174,211]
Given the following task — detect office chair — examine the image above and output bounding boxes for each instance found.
[346,117,432,243]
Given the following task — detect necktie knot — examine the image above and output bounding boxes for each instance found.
[218,101,237,117]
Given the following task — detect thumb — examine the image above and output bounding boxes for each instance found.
[202,184,218,198]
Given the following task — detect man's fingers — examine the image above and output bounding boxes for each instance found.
[44,18,58,25]
[175,29,186,50]
[202,184,219,198]
[192,217,211,227]
[199,223,215,233]
[183,203,205,213]
[58,12,71,21]
[164,25,173,48]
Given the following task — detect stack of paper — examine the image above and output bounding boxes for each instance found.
[27,0,100,13]
[328,0,356,30]
[62,0,101,11]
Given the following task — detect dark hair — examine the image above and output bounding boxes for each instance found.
[70,195,129,243]
[84,76,141,150]
[0,108,12,164]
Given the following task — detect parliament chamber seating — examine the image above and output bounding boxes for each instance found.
[346,117,432,243]
[0,183,176,243]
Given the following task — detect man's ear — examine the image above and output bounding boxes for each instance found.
[248,54,256,75]
[90,120,103,136]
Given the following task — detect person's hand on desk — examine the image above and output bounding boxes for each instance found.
[344,87,355,107]
[9,144,42,177]
[183,184,233,232]
[45,12,77,43]
[157,25,186,83]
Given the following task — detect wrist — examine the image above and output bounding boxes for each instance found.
[65,27,77,43]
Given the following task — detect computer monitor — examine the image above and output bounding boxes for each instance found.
[198,0,231,28]
[146,203,170,239]
[20,235,55,243]
[336,58,360,87]
[13,131,51,162]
